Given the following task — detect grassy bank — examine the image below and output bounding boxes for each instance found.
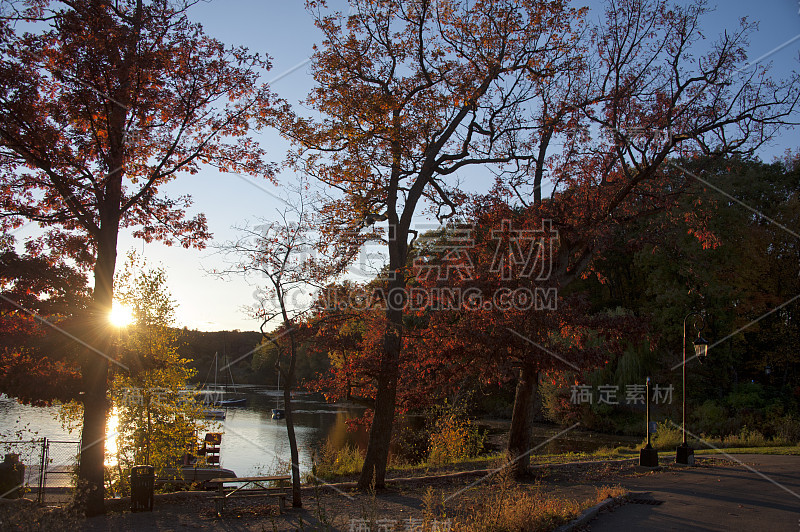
[309,426,799,483]
[642,422,799,452]
[694,446,800,456]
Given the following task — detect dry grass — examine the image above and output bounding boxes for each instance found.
[308,438,365,480]
[431,459,628,532]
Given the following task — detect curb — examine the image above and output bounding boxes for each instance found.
[553,491,642,532]
[101,457,646,500]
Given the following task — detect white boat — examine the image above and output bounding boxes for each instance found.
[203,408,226,420]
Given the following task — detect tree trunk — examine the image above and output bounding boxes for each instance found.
[507,364,541,478]
[79,224,119,516]
[357,278,403,491]
[283,328,302,507]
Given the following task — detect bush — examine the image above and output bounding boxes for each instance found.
[692,400,733,437]
[309,438,364,481]
[645,421,684,451]
[426,401,486,466]
[391,416,429,465]
[720,427,769,447]
[772,414,800,444]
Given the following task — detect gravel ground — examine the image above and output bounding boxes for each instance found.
[2,456,692,531]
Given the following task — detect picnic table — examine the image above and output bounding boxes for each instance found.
[208,475,291,516]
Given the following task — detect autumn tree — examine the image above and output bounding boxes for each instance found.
[290,0,798,486]
[109,252,205,494]
[0,242,90,404]
[479,0,800,474]
[285,0,587,490]
[0,0,280,513]
[216,191,340,507]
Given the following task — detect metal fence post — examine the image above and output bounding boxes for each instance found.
[38,437,47,503]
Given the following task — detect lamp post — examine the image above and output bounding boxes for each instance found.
[676,311,709,465]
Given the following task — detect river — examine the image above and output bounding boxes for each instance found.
[1,386,640,481]
[0,386,368,479]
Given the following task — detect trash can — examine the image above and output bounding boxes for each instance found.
[0,454,25,499]
[130,465,155,512]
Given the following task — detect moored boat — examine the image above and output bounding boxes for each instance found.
[203,408,226,420]
[157,466,236,488]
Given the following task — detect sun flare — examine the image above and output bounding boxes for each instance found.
[109,302,134,327]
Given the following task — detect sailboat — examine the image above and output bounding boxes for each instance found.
[218,353,247,407]
[271,365,284,420]
[199,352,246,419]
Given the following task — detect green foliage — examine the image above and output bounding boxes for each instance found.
[178,329,262,384]
[772,414,800,444]
[646,421,686,451]
[725,382,767,410]
[107,253,208,494]
[692,400,733,437]
[644,420,797,451]
[251,339,331,386]
[565,157,800,438]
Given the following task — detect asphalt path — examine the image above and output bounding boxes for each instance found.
[588,454,800,531]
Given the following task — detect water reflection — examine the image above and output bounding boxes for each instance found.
[105,409,119,467]
[207,386,367,477]
[0,389,367,477]
[1,390,639,479]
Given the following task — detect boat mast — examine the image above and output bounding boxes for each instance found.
[214,352,219,402]
[276,365,280,410]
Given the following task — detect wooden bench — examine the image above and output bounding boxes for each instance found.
[208,475,291,516]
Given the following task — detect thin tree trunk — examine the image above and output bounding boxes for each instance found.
[283,328,301,507]
[507,364,540,478]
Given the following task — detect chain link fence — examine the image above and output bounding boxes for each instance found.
[0,438,80,504]
[41,440,81,505]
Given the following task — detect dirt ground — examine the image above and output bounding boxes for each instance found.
[1,456,704,531]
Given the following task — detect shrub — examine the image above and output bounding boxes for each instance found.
[426,401,486,466]
[309,438,364,481]
[646,421,684,451]
[722,427,769,448]
[772,414,800,444]
[692,400,732,437]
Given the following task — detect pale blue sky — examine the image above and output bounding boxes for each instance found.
[110,0,800,332]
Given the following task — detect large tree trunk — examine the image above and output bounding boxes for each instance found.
[507,364,541,478]
[357,277,404,491]
[79,223,119,516]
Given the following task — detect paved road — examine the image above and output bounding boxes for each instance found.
[588,454,800,531]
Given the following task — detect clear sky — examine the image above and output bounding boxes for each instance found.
[108,0,800,333]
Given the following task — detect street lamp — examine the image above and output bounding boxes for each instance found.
[676,311,708,465]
